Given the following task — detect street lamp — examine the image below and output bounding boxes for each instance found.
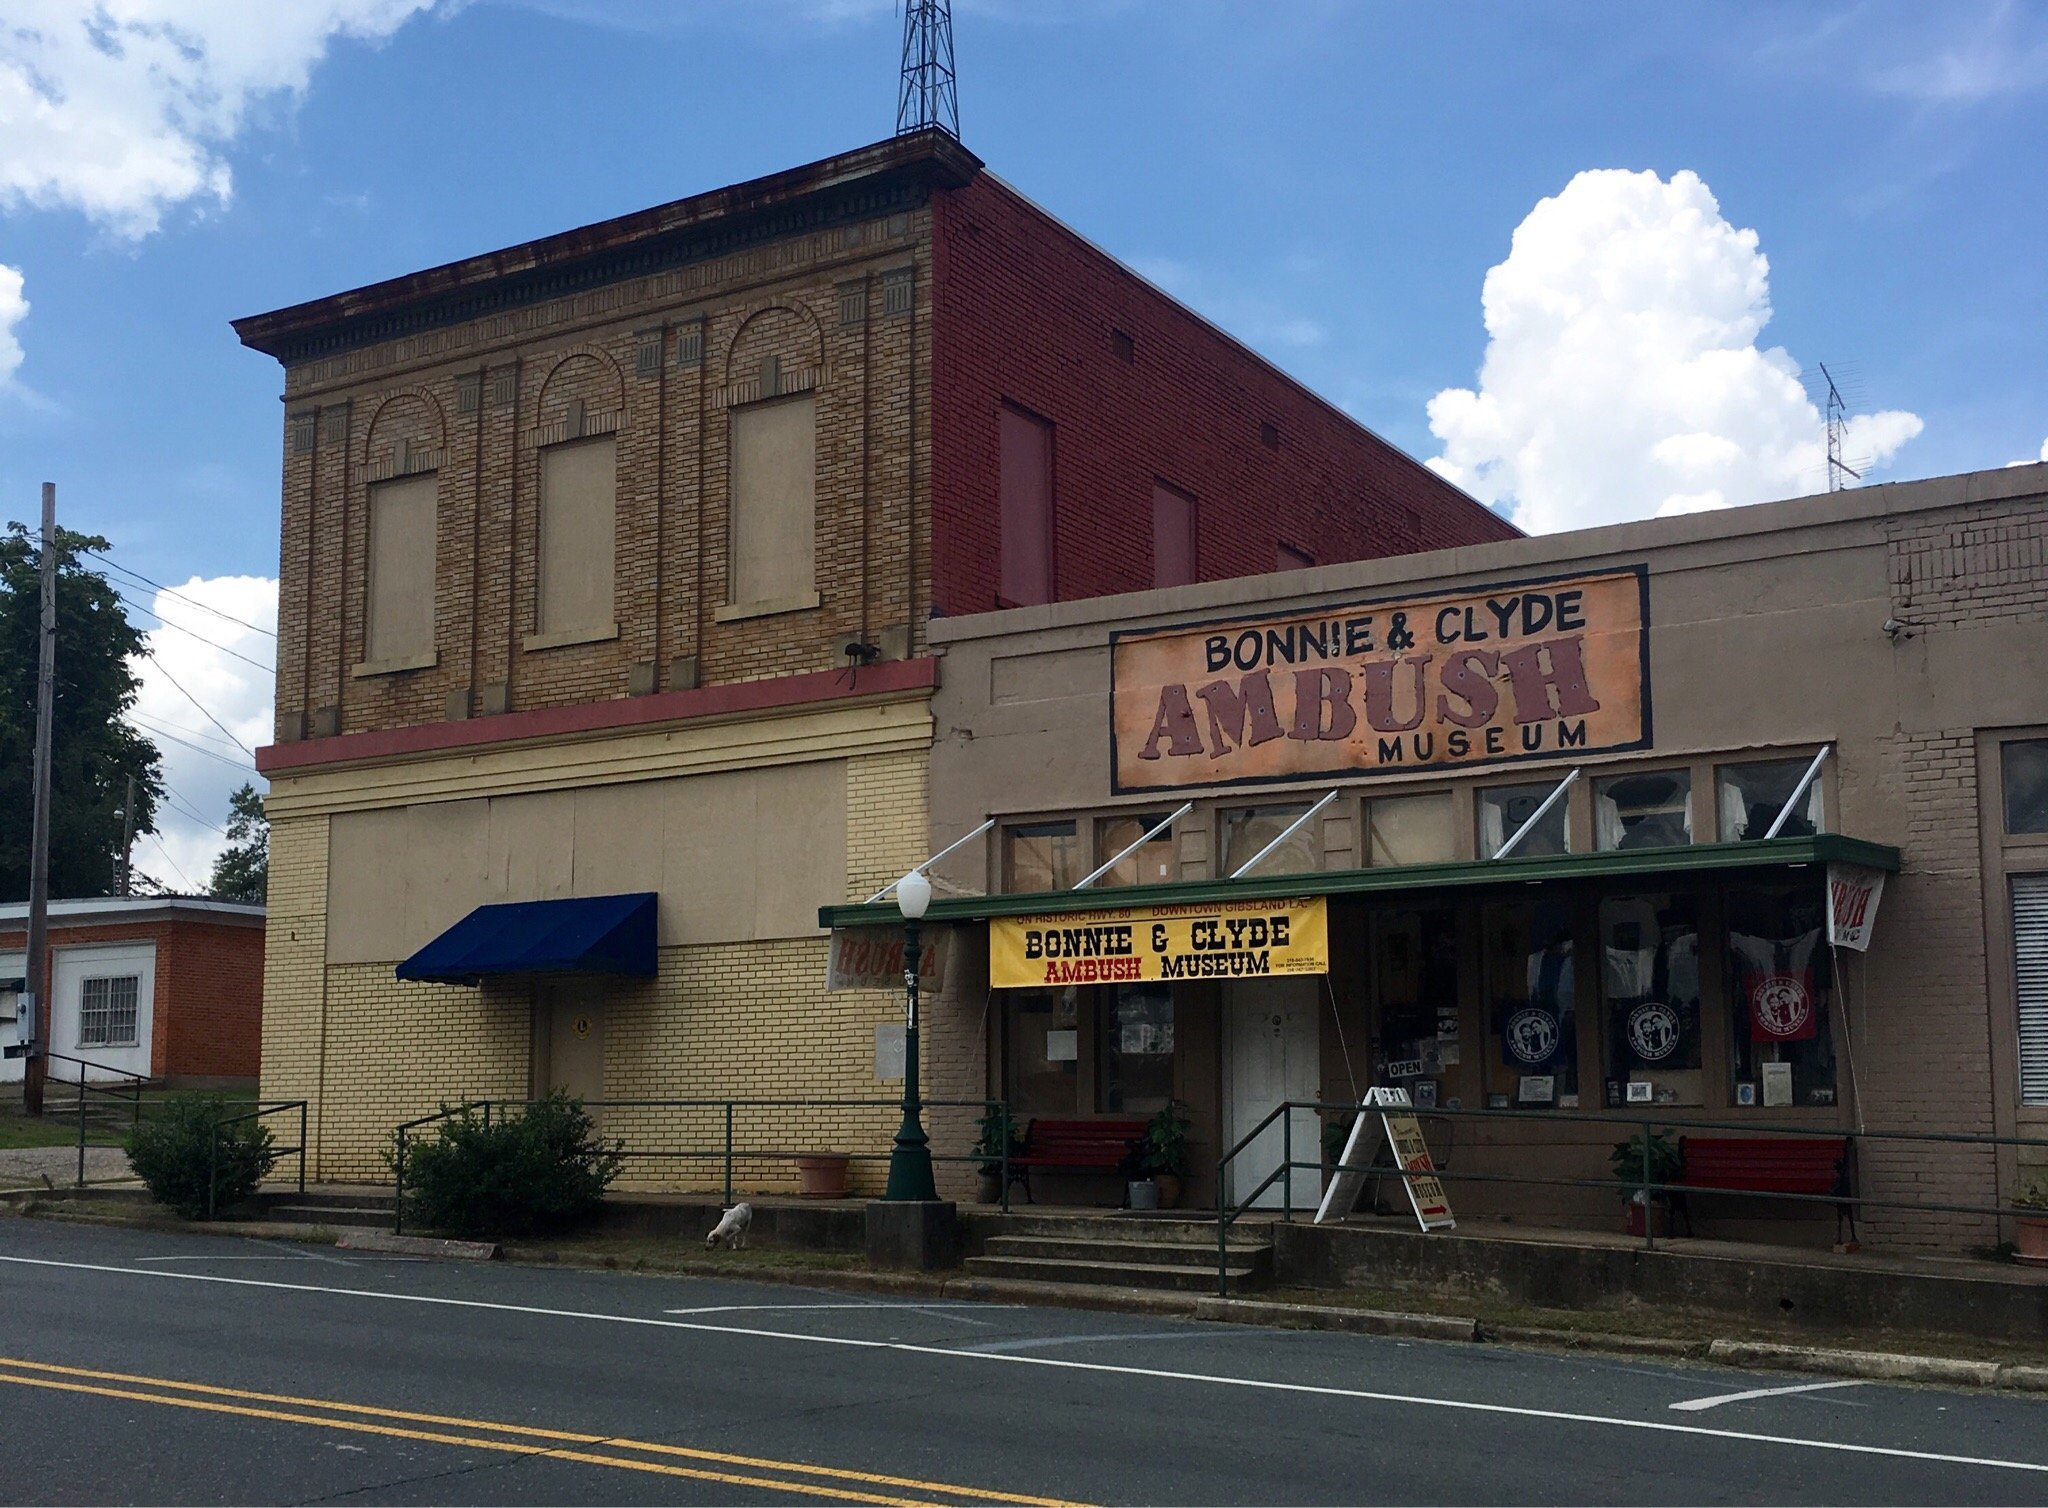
[883,868,938,1202]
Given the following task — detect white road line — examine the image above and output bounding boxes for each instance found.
[1672,1381,1869,1412]
[959,1329,1216,1355]
[1,1253,2041,1477]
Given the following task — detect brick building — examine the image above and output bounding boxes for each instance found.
[1,898,265,1088]
[826,464,2048,1250]
[236,132,1514,1185]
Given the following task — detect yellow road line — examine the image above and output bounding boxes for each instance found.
[0,1370,938,1506]
[0,1353,1083,1506]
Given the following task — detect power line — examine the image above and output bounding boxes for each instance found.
[80,548,276,639]
[160,786,229,838]
[120,591,274,674]
[141,650,256,759]
[130,711,246,755]
[142,831,198,893]
[129,715,258,774]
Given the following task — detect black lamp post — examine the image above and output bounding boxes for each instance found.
[883,868,938,1202]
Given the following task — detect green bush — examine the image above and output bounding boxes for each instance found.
[395,1093,622,1240]
[126,1095,276,1220]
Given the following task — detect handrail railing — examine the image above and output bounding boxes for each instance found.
[38,1050,148,1188]
[391,1097,1011,1235]
[1216,1099,2048,1296]
[206,1100,309,1219]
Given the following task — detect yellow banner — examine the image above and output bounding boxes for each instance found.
[989,896,1328,989]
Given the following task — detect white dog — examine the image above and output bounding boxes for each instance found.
[705,1202,753,1250]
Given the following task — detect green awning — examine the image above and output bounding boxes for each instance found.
[819,833,1899,930]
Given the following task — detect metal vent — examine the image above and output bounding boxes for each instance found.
[675,319,704,368]
[838,279,868,327]
[635,328,664,377]
[455,373,482,415]
[2018,873,2048,1106]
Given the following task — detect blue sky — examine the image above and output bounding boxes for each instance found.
[1,0,2044,881]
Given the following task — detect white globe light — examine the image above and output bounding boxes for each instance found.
[896,869,933,920]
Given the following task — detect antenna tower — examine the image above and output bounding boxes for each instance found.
[1821,362,1860,492]
[896,0,959,139]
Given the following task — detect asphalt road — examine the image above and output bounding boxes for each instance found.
[3,1218,2047,1506]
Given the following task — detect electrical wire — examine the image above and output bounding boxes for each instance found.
[142,831,198,893]
[80,548,276,639]
[120,592,274,675]
[160,787,228,838]
[128,715,257,774]
[140,650,256,759]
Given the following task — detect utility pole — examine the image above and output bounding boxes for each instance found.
[24,483,57,1117]
[118,774,136,898]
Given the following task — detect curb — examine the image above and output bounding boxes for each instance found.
[340,1231,500,1261]
[1706,1339,2048,1392]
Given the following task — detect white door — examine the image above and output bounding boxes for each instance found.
[1225,977,1323,1210]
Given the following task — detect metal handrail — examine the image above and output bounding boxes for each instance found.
[391,1097,1013,1235]
[205,1100,309,1219]
[1215,1098,2048,1296]
[37,1050,149,1187]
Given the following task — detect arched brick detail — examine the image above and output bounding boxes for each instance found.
[720,303,826,408]
[530,346,627,446]
[360,389,446,481]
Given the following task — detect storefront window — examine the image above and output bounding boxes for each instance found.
[1478,782,1570,858]
[1220,804,1318,876]
[1725,884,1838,1108]
[1099,982,1174,1113]
[1483,901,1577,1107]
[1594,770,1691,851]
[1599,894,1701,1107]
[1719,757,1824,842]
[1004,821,1080,893]
[1093,813,1177,887]
[1004,987,1081,1115]
[1372,908,1461,1102]
[1367,793,1454,866]
[2003,740,2048,835]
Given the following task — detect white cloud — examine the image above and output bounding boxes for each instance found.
[2011,439,2048,467]
[1426,168,1923,535]
[128,574,276,893]
[0,1,445,239]
[1860,0,2048,105]
[0,262,23,386]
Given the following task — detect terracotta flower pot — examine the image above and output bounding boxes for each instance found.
[1625,1197,1673,1238]
[2017,1216,2048,1265]
[795,1153,850,1199]
[1153,1173,1183,1209]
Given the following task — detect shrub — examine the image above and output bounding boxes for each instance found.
[126,1095,277,1220]
[396,1093,622,1240]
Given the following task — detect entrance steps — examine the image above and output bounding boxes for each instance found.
[253,1186,393,1230]
[964,1213,1271,1294]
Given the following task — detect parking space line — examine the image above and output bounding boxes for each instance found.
[1671,1381,1868,1412]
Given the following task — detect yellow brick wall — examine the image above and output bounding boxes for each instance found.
[260,741,939,1193]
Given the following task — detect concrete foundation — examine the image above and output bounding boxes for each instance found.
[865,1200,961,1271]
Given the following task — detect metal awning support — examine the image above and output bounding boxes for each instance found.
[1493,768,1580,859]
[1764,745,1832,839]
[1072,802,1193,891]
[1229,790,1341,879]
[862,818,997,904]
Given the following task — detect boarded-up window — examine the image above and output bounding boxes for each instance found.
[538,437,617,635]
[730,394,816,606]
[999,403,1054,607]
[366,474,437,664]
[1152,483,1196,589]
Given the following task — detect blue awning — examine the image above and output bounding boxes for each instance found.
[396,893,658,986]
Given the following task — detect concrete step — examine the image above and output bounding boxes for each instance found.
[263,1203,390,1228]
[981,1233,1272,1269]
[974,1212,1249,1246]
[963,1253,1262,1293]
[260,1189,394,1213]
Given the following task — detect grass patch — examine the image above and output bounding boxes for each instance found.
[0,1114,125,1150]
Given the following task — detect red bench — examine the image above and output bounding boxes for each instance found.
[1006,1117,1149,1204]
[1679,1136,1856,1243]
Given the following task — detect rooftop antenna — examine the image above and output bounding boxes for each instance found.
[896,0,959,139]
[1821,362,1861,492]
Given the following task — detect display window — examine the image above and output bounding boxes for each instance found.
[1099,982,1175,1113]
[1718,758,1824,842]
[1594,770,1691,850]
[1003,820,1080,892]
[2003,739,2048,835]
[1366,793,1454,866]
[1372,907,1462,1104]
[1478,782,1570,858]
[1004,987,1081,1114]
[1599,893,1702,1107]
[1483,900,1577,1107]
[1093,812,1177,887]
[1725,884,1838,1108]
[1220,804,1318,876]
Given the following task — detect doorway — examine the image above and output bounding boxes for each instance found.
[1223,976,1322,1209]
[533,978,605,1106]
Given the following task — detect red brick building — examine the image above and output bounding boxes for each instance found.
[1,898,265,1088]
[235,131,1516,1183]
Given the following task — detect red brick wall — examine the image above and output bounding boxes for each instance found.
[0,917,263,1082]
[927,174,1521,617]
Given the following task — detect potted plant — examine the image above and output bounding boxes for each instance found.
[1139,1101,1193,1209]
[971,1108,1021,1204]
[795,1152,850,1199]
[1611,1129,1681,1237]
[2013,1180,2048,1265]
